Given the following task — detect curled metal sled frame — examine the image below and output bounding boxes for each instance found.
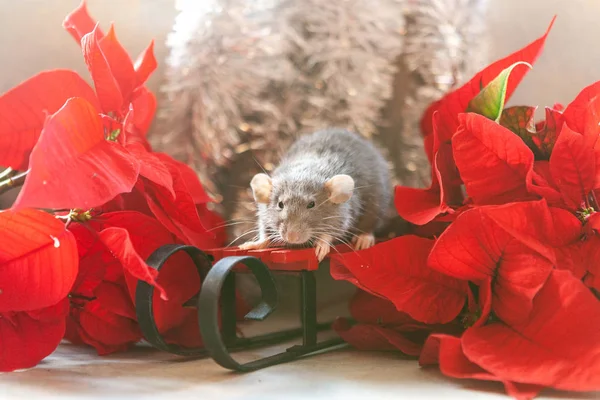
[135,244,346,371]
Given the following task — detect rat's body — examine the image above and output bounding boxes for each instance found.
[240,128,392,260]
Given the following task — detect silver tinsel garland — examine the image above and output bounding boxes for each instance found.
[151,0,488,242]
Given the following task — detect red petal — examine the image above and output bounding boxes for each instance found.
[99,181,153,215]
[482,200,582,249]
[421,17,554,143]
[472,277,492,328]
[130,86,157,137]
[549,124,596,209]
[333,318,424,355]
[81,24,123,113]
[394,147,460,225]
[141,158,214,246]
[68,223,122,297]
[94,281,137,320]
[134,40,158,87]
[420,334,543,400]
[349,290,416,326]
[125,143,175,198]
[78,300,141,352]
[151,250,201,333]
[581,97,600,190]
[394,184,448,226]
[0,70,99,170]
[331,236,467,324]
[86,211,199,333]
[99,24,136,103]
[535,107,565,158]
[555,241,588,279]
[121,105,150,150]
[562,80,600,134]
[397,112,464,225]
[161,310,203,348]
[453,113,535,205]
[482,200,582,250]
[99,227,167,300]
[463,269,600,391]
[154,153,212,204]
[428,205,554,325]
[428,204,554,279]
[12,97,140,210]
[438,334,493,379]
[0,209,78,312]
[0,300,68,372]
[419,334,442,366]
[529,161,563,206]
[502,383,545,400]
[62,0,102,44]
[583,236,600,291]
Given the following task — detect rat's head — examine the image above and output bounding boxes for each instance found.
[250,173,354,245]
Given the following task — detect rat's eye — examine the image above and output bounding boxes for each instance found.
[307,201,315,209]
[277,201,284,209]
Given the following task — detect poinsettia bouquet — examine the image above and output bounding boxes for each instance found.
[330,17,600,400]
[0,2,235,371]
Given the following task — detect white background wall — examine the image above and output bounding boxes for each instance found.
[2,1,600,107]
[487,0,600,111]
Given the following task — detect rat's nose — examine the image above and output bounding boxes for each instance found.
[285,230,302,243]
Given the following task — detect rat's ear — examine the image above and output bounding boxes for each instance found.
[250,173,272,204]
[324,174,354,204]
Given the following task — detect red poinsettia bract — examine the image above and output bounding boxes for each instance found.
[332,15,600,399]
[0,1,229,370]
[0,209,78,371]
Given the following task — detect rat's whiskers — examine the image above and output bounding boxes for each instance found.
[227,228,260,247]
[206,219,255,232]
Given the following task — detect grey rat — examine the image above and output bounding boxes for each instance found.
[240,128,392,261]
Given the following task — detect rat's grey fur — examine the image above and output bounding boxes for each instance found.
[257,128,392,246]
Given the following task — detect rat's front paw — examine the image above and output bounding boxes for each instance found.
[314,242,331,262]
[239,239,270,250]
[353,233,375,250]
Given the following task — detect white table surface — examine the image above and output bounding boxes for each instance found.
[1,275,597,400]
[1,337,597,400]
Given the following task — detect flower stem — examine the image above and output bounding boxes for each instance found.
[0,171,28,195]
[0,171,27,193]
[0,167,15,181]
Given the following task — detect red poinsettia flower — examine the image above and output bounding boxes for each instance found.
[64,0,157,139]
[0,1,156,173]
[1,0,165,213]
[395,18,555,226]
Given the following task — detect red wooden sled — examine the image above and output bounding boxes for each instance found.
[135,243,355,371]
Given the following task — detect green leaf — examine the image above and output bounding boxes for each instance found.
[467,62,532,122]
[107,128,121,141]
